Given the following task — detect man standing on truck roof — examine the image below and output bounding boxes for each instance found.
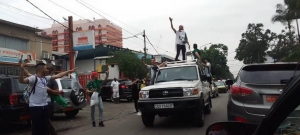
[19,61,76,135]
[169,17,190,61]
[86,71,109,127]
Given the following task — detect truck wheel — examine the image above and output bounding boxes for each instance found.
[205,97,212,114]
[194,101,205,127]
[141,113,155,127]
[64,109,79,118]
[127,98,133,102]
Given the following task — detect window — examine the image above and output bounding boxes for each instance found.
[14,79,27,92]
[214,81,225,86]
[0,35,28,51]
[241,64,300,84]
[119,80,132,85]
[0,78,12,93]
[276,105,300,134]
[156,66,198,83]
[60,80,72,89]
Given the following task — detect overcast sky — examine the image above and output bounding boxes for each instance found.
[0,0,295,77]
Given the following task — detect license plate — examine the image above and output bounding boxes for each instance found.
[266,95,279,103]
[64,107,74,111]
[154,103,174,109]
[20,115,31,120]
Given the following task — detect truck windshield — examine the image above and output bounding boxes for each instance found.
[155,66,198,83]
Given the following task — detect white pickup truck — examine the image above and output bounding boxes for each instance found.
[138,60,212,127]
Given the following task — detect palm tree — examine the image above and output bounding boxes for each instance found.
[271,3,294,45]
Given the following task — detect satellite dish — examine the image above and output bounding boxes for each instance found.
[51,61,55,66]
[42,60,47,64]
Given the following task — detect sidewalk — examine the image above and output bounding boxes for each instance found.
[19,100,136,135]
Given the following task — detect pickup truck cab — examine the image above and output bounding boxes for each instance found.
[138,60,212,127]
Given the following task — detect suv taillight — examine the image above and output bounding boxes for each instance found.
[59,91,64,97]
[121,85,127,89]
[9,93,18,105]
[230,85,253,97]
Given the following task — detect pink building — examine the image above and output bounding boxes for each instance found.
[40,19,122,53]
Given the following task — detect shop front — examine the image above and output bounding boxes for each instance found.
[0,47,36,76]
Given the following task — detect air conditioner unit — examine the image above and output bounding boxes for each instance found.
[50,56,55,60]
[42,52,50,59]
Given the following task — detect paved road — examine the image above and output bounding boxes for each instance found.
[61,93,229,135]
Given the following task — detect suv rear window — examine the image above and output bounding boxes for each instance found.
[241,64,300,84]
[119,80,132,85]
[14,79,27,92]
[0,78,11,92]
[60,80,72,89]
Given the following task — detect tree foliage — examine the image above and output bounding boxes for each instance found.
[235,23,277,64]
[200,44,234,79]
[107,51,147,79]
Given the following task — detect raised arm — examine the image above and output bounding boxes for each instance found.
[104,71,109,81]
[18,61,29,84]
[159,61,167,67]
[169,17,176,34]
[51,68,76,80]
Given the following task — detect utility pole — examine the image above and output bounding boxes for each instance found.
[68,16,75,70]
[143,30,147,58]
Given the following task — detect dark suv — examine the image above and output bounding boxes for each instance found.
[101,79,133,101]
[227,62,300,124]
[0,75,30,128]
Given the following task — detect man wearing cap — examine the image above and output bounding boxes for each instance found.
[169,17,190,61]
[86,71,109,127]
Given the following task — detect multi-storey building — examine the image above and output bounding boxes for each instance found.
[41,19,122,53]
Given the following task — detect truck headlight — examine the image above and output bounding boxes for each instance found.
[183,88,199,96]
[139,91,149,98]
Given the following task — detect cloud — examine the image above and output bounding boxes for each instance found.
[0,0,286,76]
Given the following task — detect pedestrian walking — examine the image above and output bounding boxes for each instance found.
[19,61,75,135]
[111,78,120,104]
[86,71,109,127]
[169,17,190,61]
[131,76,142,113]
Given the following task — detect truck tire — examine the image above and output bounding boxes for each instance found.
[194,100,205,127]
[205,96,212,114]
[71,89,86,106]
[142,112,155,127]
[64,109,79,118]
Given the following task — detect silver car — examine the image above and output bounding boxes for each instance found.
[227,62,300,124]
[51,78,87,118]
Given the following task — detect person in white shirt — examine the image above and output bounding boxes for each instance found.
[19,61,75,135]
[111,78,120,104]
[204,59,213,93]
[169,17,190,61]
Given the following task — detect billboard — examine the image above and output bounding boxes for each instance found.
[0,47,36,65]
[73,30,95,51]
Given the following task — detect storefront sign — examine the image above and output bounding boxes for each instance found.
[0,47,36,65]
[73,30,95,51]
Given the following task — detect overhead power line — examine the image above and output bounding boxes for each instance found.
[26,0,69,29]
[146,35,159,54]
[0,1,52,20]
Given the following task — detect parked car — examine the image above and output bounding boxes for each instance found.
[52,78,87,118]
[214,81,227,93]
[206,74,300,135]
[211,83,219,98]
[227,62,300,124]
[101,79,133,101]
[0,75,31,128]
